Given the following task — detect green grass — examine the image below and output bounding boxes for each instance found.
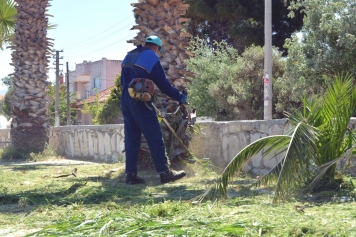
[0,159,355,237]
[0,143,61,161]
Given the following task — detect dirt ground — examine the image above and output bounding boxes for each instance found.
[0,158,100,167]
[0,228,42,237]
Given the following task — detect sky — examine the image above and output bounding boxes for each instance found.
[0,0,139,93]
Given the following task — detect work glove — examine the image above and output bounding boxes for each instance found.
[180,93,187,104]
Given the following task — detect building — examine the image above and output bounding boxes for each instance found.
[75,86,121,125]
[68,57,122,125]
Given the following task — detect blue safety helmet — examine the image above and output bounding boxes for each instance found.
[145,35,164,53]
[145,35,162,47]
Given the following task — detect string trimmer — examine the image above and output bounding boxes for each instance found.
[149,97,196,161]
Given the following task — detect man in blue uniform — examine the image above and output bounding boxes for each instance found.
[120,35,187,184]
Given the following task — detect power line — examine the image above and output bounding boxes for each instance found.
[65,21,135,53]
[64,32,137,58]
[65,32,136,58]
[62,14,134,49]
[64,21,135,53]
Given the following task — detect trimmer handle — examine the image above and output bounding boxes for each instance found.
[179,88,189,118]
[182,88,188,96]
[179,103,189,119]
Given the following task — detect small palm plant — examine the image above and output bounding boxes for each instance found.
[0,0,56,49]
[0,0,16,49]
[207,74,356,203]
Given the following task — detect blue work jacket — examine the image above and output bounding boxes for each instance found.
[120,45,184,103]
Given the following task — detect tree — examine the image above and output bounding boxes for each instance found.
[2,87,13,117]
[184,0,304,55]
[186,38,285,120]
[0,75,13,88]
[0,0,16,49]
[0,75,13,118]
[276,0,356,114]
[8,0,52,155]
[206,75,356,203]
[47,83,76,126]
[81,88,104,125]
[97,74,122,124]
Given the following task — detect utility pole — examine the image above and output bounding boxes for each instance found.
[264,0,273,120]
[66,62,70,125]
[53,50,63,127]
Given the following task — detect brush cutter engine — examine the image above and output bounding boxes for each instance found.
[128,78,155,102]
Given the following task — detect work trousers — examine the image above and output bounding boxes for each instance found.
[121,95,169,174]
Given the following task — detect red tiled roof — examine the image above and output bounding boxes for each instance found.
[76,86,115,106]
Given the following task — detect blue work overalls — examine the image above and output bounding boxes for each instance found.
[120,45,184,174]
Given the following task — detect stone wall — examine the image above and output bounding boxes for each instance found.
[0,118,354,175]
[47,120,292,175]
[49,125,125,163]
[189,119,292,175]
[0,129,10,148]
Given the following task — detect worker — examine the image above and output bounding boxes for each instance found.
[120,35,187,184]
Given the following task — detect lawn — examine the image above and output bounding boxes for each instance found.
[0,158,355,237]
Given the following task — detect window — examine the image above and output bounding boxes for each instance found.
[94,78,101,89]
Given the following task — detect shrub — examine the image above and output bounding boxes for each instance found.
[97,74,122,124]
[186,37,285,120]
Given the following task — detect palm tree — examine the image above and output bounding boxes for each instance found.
[0,0,16,49]
[8,0,53,155]
[207,75,356,203]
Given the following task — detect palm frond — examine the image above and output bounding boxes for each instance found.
[272,122,318,202]
[205,135,291,199]
[0,0,17,49]
[303,145,355,193]
[200,121,319,203]
[197,74,356,204]
[48,23,58,30]
[312,75,356,172]
[246,122,319,203]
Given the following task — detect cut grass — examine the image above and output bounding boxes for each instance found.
[0,159,355,236]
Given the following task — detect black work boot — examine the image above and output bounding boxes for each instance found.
[125,173,145,185]
[160,170,186,184]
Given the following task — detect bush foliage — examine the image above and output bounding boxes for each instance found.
[186,38,285,120]
[275,0,356,115]
[47,83,77,126]
[97,74,122,124]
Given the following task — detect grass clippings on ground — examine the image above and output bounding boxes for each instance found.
[0,159,355,236]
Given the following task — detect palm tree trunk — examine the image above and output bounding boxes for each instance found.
[8,0,52,155]
[129,0,194,162]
